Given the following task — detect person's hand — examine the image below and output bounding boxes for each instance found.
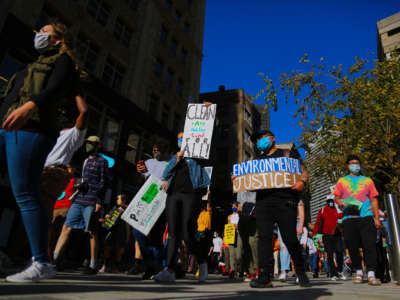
[136,163,148,174]
[231,175,237,182]
[203,101,212,107]
[105,214,110,219]
[176,151,184,163]
[95,204,102,213]
[162,181,168,191]
[297,225,303,235]
[98,218,105,223]
[2,101,37,131]
[374,217,383,229]
[291,181,305,191]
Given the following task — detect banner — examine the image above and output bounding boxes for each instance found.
[224,223,236,245]
[181,104,217,160]
[202,166,213,200]
[232,157,302,193]
[121,175,167,235]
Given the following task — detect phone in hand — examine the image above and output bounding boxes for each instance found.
[137,160,145,167]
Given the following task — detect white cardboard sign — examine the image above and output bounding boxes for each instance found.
[121,175,167,235]
[181,104,217,160]
[202,166,213,200]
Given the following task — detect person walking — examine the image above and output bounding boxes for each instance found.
[248,130,310,288]
[154,131,210,283]
[210,231,223,274]
[334,155,382,286]
[2,20,77,282]
[314,196,346,281]
[53,136,108,275]
[226,202,242,279]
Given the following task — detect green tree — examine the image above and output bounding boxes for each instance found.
[257,53,400,194]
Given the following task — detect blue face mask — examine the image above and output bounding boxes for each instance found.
[232,207,237,212]
[177,138,183,148]
[349,164,361,174]
[256,136,271,151]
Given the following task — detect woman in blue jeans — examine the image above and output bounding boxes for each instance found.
[0,20,76,282]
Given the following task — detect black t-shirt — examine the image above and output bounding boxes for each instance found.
[256,147,302,206]
[168,160,194,194]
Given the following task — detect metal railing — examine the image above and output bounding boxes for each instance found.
[384,194,400,284]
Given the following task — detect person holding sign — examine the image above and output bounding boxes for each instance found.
[247,130,310,288]
[153,131,210,283]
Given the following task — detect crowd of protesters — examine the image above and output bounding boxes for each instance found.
[0,19,394,291]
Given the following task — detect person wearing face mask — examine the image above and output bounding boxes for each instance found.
[154,131,210,283]
[314,196,345,280]
[210,231,223,274]
[136,140,171,182]
[1,20,77,282]
[334,155,382,286]
[226,202,243,279]
[247,130,310,288]
[52,136,108,275]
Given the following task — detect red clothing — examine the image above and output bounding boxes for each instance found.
[314,206,343,235]
[54,178,75,209]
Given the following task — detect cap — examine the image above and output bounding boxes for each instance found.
[86,136,101,143]
[250,129,274,143]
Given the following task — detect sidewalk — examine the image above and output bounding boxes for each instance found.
[1,272,399,300]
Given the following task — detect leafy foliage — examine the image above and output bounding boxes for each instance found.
[257,53,400,194]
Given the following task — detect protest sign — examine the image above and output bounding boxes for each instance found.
[224,223,236,245]
[232,157,303,193]
[181,104,217,159]
[202,166,213,200]
[102,208,122,230]
[121,175,167,235]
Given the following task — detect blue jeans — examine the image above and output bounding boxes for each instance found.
[0,130,56,264]
[309,253,318,273]
[132,228,160,266]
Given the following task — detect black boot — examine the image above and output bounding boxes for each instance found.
[250,271,273,288]
[297,271,311,287]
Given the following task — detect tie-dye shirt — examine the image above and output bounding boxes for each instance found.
[333,175,378,219]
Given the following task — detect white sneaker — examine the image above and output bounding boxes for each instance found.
[198,263,208,282]
[338,272,347,280]
[6,261,56,283]
[98,264,106,273]
[296,277,299,283]
[154,267,175,282]
[331,275,339,281]
[279,271,287,282]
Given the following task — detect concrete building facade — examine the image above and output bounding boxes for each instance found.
[377,11,400,60]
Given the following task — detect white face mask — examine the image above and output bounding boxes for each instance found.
[34,32,56,52]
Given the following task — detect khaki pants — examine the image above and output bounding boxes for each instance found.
[228,234,242,272]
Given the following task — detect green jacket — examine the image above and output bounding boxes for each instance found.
[0,51,74,134]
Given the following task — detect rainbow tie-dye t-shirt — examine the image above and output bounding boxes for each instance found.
[333,175,379,219]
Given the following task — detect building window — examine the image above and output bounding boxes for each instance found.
[102,56,126,91]
[184,22,190,33]
[180,48,187,64]
[170,38,178,54]
[388,26,400,37]
[166,69,174,88]
[244,107,252,123]
[160,25,168,43]
[175,10,182,23]
[103,118,119,153]
[124,0,140,10]
[154,58,164,78]
[76,33,100,73]
[177,79,184,96]
[162,104,170,125]
[114,17,133,48]
[173,112,181,133]
[87,0,111,26]
[149,94,160,118]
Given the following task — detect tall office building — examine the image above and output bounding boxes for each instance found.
[199,86,269,229]
[377,11,400,60]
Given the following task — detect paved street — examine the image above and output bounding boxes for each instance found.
[1,272,399,300]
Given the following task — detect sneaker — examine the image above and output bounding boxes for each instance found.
[6,261,56,283]
[352,273,363,284]
[198,263,208,282]
[368,276,381,286]
[279,271,287,282]
[313,272,319,278]
[331,276,339,281]
[245,273,255,282]
[297,272,311,287]
[249,273,273,288]
[154,267,175,282]
[98,264,106,273]
[81,266,98,275]
[338,272,347,280]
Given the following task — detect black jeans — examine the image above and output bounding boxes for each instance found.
[256,198,305,274]
[166,192,200,269]
[343,216,377,272]
[322,234,344,277]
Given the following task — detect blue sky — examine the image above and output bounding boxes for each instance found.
[200,0,400,148]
